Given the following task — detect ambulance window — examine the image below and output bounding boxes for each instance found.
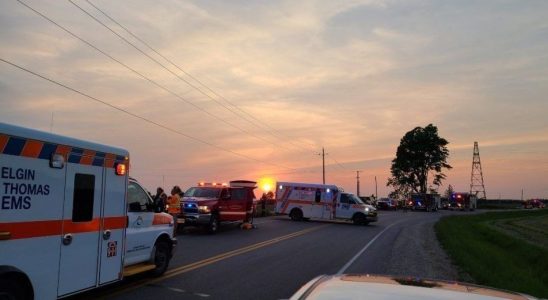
[72,174,95,222]
[128,182,151,212]
[340,194,349,204]
[315,189,321,203]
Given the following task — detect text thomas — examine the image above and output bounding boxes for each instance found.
[1,167,50,210]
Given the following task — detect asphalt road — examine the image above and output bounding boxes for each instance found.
[77,210,468,300]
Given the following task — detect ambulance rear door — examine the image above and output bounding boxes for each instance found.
[58,162,103,296]
[98,162,127,285]
[309,188,324,219]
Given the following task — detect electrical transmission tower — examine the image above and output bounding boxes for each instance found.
[470,141,487,199]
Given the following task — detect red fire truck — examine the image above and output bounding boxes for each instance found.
[450,192,477,211]
[177,180,256,233]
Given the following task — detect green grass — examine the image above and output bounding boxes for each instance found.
[435,210,548,298]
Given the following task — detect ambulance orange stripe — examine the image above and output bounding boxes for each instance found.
[62,219,101,233]
[0,220,62,240]
[152,213,173,225]
[278,187,292,213]
[21,139,43,158]
[0,216,128,240]
[105,153,116,168]
[103,216,128,229]
[80,149,95,165]
[0,134,10,153]
[56,144,72,157]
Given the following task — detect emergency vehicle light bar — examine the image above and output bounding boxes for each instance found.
[198,182,228,187]
[115,163,126,176]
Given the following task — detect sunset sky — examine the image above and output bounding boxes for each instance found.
[1,0,547,199]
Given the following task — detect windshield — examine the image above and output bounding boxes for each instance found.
[350,194,365,205]
[184,187,221,198]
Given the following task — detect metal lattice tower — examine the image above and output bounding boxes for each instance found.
[470,141,487,199]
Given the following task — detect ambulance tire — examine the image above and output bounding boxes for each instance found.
[151,241,171,277]
[207,214,220,234]
[0,276,31,300]
[353,213,366,225]
[289,208,303,221]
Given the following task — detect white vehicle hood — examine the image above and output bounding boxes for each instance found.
[291,275,535,300]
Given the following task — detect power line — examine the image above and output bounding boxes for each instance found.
[66,0,307,155]
[0,57,297,171]
[82,0,318,154]
[16,0,349,170]
[15,0,298,154]
[329,156,348,170]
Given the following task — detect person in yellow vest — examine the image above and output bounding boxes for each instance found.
[168,186,182,231]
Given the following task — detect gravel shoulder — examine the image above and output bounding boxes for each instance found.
[384,213,467,282]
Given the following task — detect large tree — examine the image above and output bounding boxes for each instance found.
[387,124,452,194]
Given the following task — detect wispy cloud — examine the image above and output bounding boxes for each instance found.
[1,0,547,198]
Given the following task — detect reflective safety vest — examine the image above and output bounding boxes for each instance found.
[167,194,181,214]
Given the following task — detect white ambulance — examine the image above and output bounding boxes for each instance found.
[0,122,177,299]
[275,182,378,225]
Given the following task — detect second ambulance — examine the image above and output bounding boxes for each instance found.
[275,182,378,225]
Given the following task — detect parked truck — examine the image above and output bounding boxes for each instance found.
[408,193,440,211]
[178,180,256,233]
[451,192,477,211]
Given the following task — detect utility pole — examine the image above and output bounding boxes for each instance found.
[356,171,361,196]
[322,148,325,184]
[521,189,523,201]
[375,176,378,200]
[317,148,327,184]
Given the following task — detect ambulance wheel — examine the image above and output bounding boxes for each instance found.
[208,214,219,234]
[353,213,366,225]
[151,241,170,277]
[0,277,31,300]
[290,208,303,221]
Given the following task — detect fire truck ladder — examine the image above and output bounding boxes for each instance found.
[470,141,487,199]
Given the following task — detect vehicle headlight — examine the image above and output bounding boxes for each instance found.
[365,207,370,212]
[198,206,210,213]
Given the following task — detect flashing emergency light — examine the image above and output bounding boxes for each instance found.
[326,188,331,193]
[279,185,283,190]
[115,163,126,176]
[197,182,228,187]
[457,195,462,199]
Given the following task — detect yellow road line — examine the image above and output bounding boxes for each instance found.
[103,224,329,298]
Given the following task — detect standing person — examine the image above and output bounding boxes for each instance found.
[153,187,167,213]
[168,186,182,231]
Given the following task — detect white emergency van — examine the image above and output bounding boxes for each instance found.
[275,182,378,225]
[0,122,176,299]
